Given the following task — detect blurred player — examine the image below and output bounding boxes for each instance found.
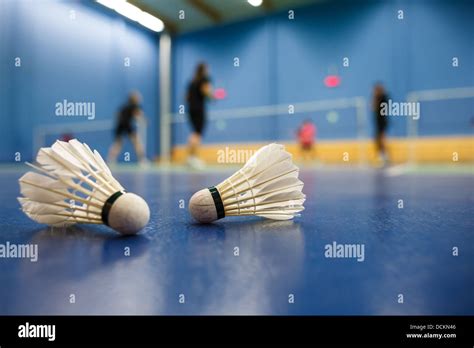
[297,119,317,162]
[60,132,74,142]
[186,62,213,169]
[108,91,147,165]
[372,82,389,165]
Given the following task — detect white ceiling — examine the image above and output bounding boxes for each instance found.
[129,0,323,34]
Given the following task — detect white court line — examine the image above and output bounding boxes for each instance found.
[384,164,411,177]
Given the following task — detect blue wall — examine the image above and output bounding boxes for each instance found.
[172,0,474,145]
[0,0,159,162]
[1,0,472,161]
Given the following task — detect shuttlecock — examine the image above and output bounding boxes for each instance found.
[18,139,150,235]
[189,143,305,223]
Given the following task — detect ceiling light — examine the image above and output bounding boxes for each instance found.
[96,0,164,32]
[96,0,124,10]
[139,12,164,32]
[247,0,263,7]
[114,1,142,22]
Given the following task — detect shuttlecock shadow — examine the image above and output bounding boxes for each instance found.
[243,218,302,232]
[31,225,117,240]
[187,222,226,241]
[190,217,302,234]
[190,218,305,315]
[28,225,150,268]
[7,225,151,315]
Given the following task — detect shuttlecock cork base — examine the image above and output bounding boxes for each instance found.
[18,139,150,235]
[189,187,225,223]
[189,143,305,223]
[100,191,150,235]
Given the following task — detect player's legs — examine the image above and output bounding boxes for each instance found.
[188,132,201,156]
[129,132,146,163]
[108,126,124,163]
[378,132,386,152]
[187,109,205,167]
[300,143,314,162]
[375,129,388,164]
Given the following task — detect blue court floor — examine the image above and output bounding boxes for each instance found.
[0,165,473,315]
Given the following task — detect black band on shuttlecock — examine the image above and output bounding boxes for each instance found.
[102,191,124,226]
[208,186,225,220]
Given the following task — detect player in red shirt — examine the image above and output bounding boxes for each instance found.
[297,119,316,162]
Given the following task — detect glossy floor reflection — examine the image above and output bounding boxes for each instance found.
[0,167,473,315]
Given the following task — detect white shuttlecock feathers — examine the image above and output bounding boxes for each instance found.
[189,143,305,223]
[18,139,150,235]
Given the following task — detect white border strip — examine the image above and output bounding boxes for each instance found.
[407,87,474,102]
[406,86,474,163]
[33,120,113,154]
[170,96,366,123]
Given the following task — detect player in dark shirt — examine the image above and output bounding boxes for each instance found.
[108,91,147,164]
[372,82,389,165]
[186,63,213,168]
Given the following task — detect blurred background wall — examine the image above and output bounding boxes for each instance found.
[0,0,472,163]
[172,0,473,148]
[0,0,159,162]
